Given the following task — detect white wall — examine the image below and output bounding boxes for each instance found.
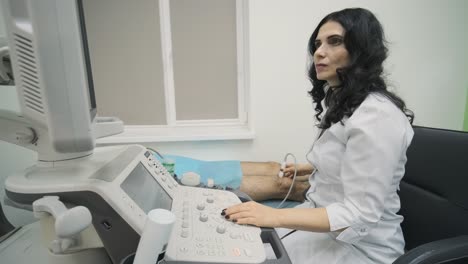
[0,13,4,36]
[147,0,468,162]
[1,0,468,225]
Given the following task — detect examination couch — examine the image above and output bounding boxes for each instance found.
[2,126,468,264]
[394,126,468,264]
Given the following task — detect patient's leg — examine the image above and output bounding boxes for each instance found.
[239,162,310,202]
[240,175,310,202]
[241,161,310,181]
[241,161,281,176]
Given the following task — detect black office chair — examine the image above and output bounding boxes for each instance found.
[394,126,468,264]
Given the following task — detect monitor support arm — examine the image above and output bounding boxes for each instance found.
[94,116,124,139]
[0,109,93,161]
[0,109,124,161]
[0,109,38,150]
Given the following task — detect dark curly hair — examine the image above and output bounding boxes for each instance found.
[307,8,414,129]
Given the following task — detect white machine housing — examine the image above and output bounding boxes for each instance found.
[1,0,97,161]
[5,145,267,264]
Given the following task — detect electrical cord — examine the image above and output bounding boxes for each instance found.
[280,229,297,240]
[146,147,164,160]
[276,153,298,209]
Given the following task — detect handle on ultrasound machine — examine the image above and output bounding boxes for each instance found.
[260,227,292,264]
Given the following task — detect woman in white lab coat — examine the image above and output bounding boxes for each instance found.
[225,8,415,264]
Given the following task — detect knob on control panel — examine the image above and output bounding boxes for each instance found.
[199,213,209,222]
[216,225,226,234]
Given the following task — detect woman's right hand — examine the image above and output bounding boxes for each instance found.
[282,163,314,179]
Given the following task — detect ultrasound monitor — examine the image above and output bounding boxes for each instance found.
[1,0,96,160]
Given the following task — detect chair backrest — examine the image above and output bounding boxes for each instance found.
[399,126,468,250]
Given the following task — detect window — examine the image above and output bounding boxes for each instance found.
[83,0,252,143]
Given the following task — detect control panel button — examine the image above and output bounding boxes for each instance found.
[207,197,214,203]
[197,203,206,210]
[230,232,241,239]
[244,248,253,257]
[216,225,226,234]
[179,247,189,254]
[243,232,254,242]
[199,213,209,222]
[232,247,241,257]
[181,229,189,238]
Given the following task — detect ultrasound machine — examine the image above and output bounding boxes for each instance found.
[0,0,290,263]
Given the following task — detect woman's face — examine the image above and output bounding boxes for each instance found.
[313,21,350,87]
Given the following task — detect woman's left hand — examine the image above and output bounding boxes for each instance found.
[223,201,281,228]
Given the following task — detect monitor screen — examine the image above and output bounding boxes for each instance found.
[121,162,173,213]
[77,0,96,119]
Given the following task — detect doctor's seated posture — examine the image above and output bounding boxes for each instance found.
[231,8,415,264]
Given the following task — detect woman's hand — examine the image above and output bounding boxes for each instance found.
[282,163,314,179]
[223,201,281,228]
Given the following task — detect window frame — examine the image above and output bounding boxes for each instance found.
[97,0,253,144]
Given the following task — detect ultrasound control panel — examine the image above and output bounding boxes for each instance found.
[124,151,267,263]
[5,144,288,264]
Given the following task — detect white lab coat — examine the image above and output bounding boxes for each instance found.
[276,94,414,264]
